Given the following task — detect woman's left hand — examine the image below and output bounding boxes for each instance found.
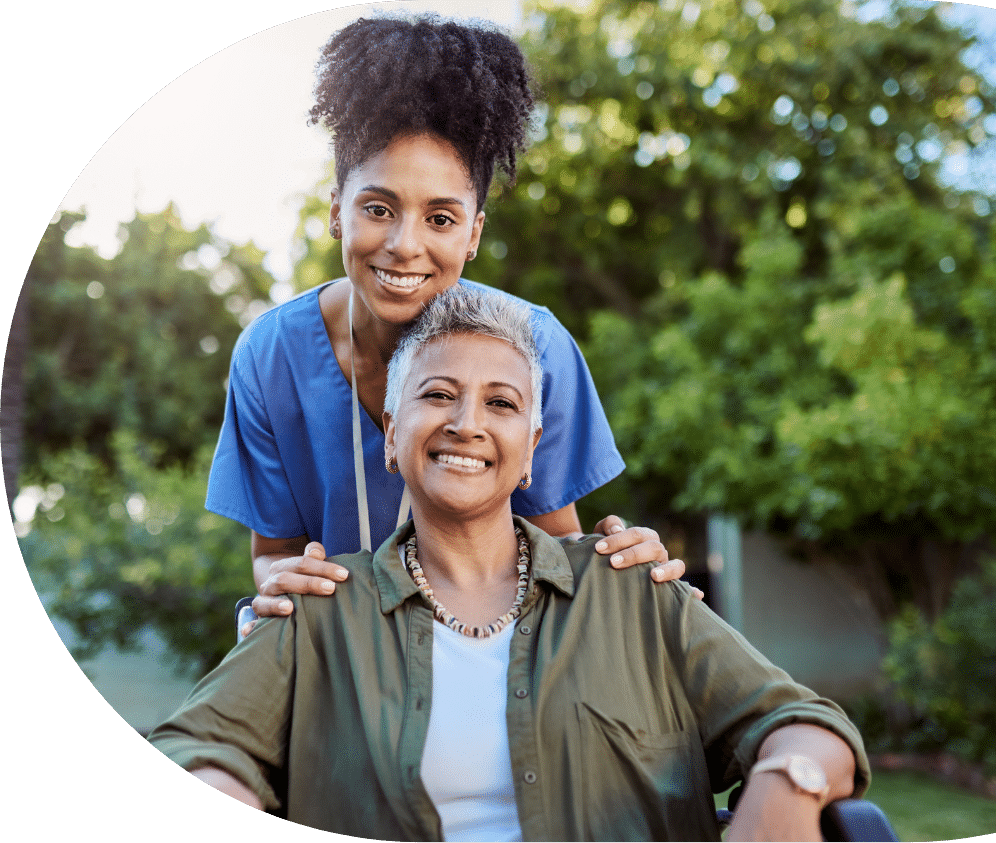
[593,515,704,597]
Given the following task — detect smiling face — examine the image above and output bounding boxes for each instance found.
[384,333,541,523]
[331,133,486,328]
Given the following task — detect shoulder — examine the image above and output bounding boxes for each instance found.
[229,283,334,382]
[292,550,380,627]
[232,283,329,355]
[561,535,694,607]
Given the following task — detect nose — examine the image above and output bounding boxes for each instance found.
[444,398,485,440]
[385,214,425,261]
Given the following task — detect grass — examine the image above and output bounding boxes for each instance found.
[865,769,996,842]
[714,769,996,841]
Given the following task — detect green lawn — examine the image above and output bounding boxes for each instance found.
[715,769,996,841]
[865,769,996,842]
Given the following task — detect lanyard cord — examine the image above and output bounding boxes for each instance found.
[348,291,411,552]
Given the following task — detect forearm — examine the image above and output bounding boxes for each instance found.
[755,723,856,804]
[191,766,264,810]
[726,724,857,842]
[251,531,309,591]
[523,503,583,539]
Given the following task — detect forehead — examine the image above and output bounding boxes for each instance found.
[408,333,532,391]
[344,133,476,199]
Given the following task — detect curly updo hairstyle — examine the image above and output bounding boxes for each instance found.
[309,15,536,211]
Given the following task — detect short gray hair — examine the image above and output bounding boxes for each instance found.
[384,285,543,433]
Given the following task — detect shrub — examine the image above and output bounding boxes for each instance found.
[17,432,252,678]
[880,556,996,776]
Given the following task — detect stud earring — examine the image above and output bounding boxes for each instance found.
[331,221,341,239]
[466,249,477,261]
[386,457,399,474]
[518,473,531,490]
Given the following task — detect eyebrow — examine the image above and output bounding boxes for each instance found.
[356,185,467,209]
[416,375,525,401]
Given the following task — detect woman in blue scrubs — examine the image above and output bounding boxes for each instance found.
[206,15,690,626]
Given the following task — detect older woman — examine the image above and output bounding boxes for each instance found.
[152,285,869,841]
[207,14,693,635]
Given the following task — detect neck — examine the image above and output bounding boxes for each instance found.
[409,505,521,589]
[349,299,404,366]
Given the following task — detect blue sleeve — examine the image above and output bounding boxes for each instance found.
[205,337,308,540]
[511,309,625,517]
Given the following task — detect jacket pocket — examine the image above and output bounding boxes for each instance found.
[577,703,720,841]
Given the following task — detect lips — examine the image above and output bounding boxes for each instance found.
[373,267,430,289]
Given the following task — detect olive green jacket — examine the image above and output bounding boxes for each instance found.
[149,518,869,841]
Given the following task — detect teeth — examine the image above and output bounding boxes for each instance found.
[437,453,486,469]
[375,268,428,288]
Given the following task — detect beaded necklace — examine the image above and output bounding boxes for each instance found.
[405,526,531,639]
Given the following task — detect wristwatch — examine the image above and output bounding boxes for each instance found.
[750,755,829,801]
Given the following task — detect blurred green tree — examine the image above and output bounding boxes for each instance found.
[22,206,275,473]
[20,432,251,677]
[17,206,277,675]
[17,0,996,674]
[882,554,996,775]
[466,0,996,619]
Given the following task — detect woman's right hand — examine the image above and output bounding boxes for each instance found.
[243,536,350,636]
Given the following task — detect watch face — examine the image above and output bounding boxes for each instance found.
[788,757,827,793]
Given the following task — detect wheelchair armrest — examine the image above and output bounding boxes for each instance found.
[235,596,257,642]
[718,785,899,841]
[820,798,899,842]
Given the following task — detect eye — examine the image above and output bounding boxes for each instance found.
[421,389,453,401]
[488,396,518,411]
[363,203,392,218]
[428,213,456,228]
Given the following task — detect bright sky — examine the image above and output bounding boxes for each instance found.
[60,0,996,280]
[52,0,524,281]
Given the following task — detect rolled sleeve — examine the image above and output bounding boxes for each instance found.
[670,585,870,797]
[147,610,299,811]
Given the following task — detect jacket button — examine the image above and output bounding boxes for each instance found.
[519,624,532,635]
[523,771,537,784]
[515,688,528,699]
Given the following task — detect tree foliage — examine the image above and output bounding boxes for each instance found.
[20,432,251,677]
[460,0,996,619]
[23,206,276,472]
[16,0,996,673]
[880,555,996,775]
[19,207,276,674]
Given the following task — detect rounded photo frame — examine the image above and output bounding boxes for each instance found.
[5,1,996,841]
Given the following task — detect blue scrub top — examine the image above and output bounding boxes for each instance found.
[206,279,625,555]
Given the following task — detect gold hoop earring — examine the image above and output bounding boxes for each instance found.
[518,473,531,490]
[386,458,399,474]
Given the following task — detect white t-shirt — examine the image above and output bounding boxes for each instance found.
[419,620,522,842]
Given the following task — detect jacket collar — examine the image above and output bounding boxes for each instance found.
[373,516,577,615]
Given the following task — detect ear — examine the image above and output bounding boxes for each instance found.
[329,187,343,237]
[523,427,542,477]
[383,411,397,463]
[468,210,485,255]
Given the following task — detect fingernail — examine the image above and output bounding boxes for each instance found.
[280,600,293,613]
[610,525,623,534]
[321,581,336,593]
[335,567,349,580]
[610,554,624,567]
[595,540,608,553]
[651,567,665,581]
